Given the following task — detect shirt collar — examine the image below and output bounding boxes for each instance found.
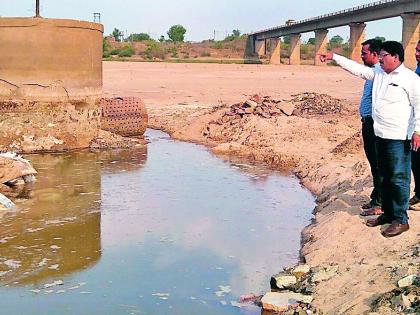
[390,63,405,74]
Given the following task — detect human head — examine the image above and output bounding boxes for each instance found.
[416,40,420,63]
[379,41,404,73]
[361,39,381,66]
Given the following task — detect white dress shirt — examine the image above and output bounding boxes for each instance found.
[333,53,420,140]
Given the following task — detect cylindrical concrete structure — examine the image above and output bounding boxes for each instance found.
[315,29,329,66]
[0,17,103,100]
[401,13,420,70]
[289,34,301,65]
[349,22,366,64]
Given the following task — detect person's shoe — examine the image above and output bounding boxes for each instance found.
[360,206,383,216]
[361,202,373,210]
[381,222,409,238]
[366,215,391,227]
[408,195,420,210]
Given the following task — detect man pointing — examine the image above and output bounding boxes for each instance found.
[319,41,420,237]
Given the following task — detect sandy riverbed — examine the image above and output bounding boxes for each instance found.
[104,61,419,314]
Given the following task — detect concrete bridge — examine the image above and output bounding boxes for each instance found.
[247,0,419,69]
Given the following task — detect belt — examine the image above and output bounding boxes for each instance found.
[361,116,373,123]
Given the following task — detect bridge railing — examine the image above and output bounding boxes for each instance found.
[252,0,399,35]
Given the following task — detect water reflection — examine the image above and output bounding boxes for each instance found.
[0,130,314,315]
[0,152,102,286]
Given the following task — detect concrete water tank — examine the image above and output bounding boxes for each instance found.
[0,17,103,100]
[0,17,104,152]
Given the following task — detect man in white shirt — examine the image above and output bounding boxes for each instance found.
[319,41,420,237]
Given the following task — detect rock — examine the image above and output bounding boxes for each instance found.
[271,273,297,289]
[292,264,311,279]
[0,192,14,209]
[261,292,313,312]
[239,294,262,303]
[245,100,258,108]
[278,102,296,116]
[311,265,339,283]
[401,294,411,308]
[398,275,418,288]
[222,115,230,123]
[250,94,262,104]
[244,107,254,114]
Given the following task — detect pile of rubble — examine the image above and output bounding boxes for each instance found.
[257,264,340,314]
[372,274,419,314]
[291,93,343,117]
[211,94,292,125]
[211,93,345,126]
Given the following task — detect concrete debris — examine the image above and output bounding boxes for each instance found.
[265,263,318,313]
[261,292,314,313]
[292,264,311,279]
[311,265,339,283]
[208,93,345,128]
[398,275,419,288]
[0,192,14,209]
[0,152,37,185]
[371,284,420,314]
[291,92,343,116]
[271,273,297,289]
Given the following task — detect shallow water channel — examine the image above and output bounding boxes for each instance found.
[0,129,315,315]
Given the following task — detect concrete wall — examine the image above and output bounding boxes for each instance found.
[0,18,103,101]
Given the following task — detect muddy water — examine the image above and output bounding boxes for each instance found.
[0,129,315,315]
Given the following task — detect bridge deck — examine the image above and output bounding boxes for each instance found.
[252,0,419,40]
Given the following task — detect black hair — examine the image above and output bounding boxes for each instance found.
[381,41,404,62]
[362,39,382,54]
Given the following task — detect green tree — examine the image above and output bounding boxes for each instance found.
[167,24,187,42]
[307,37,316,45]
[232,29,241,37]
[283,35,291,44]
[112,28,123,42]
[128,33,152,42]
[375,36,386,42]
[330,35,344,47]
[224,29,242,41]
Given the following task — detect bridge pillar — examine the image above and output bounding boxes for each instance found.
[269,38,281,64]
[289,34,301,65]
[401,13,420,70]
[314,29,329,66]
[349,22,366,63]
[255,39,266,57]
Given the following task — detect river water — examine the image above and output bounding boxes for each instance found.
[0,129,315,315]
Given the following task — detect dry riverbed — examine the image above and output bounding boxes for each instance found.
[106,62,419,314]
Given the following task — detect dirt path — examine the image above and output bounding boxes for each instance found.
[104,62,420,314]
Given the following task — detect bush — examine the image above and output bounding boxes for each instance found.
[212,41,224,49]
[144,42,166,60]
[110,49,120,55]
[103,51,111,58]
[167,47,178,58]
[118,45,135,57]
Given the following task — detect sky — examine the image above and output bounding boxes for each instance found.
[0,0,402,42]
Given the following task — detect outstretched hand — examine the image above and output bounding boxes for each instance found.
[317,52,333,62]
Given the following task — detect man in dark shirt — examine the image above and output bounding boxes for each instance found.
[409,40,420,210]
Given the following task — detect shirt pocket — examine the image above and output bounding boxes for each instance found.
[380,85,407,104]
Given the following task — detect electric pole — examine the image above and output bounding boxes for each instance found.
[35,0,40,17]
